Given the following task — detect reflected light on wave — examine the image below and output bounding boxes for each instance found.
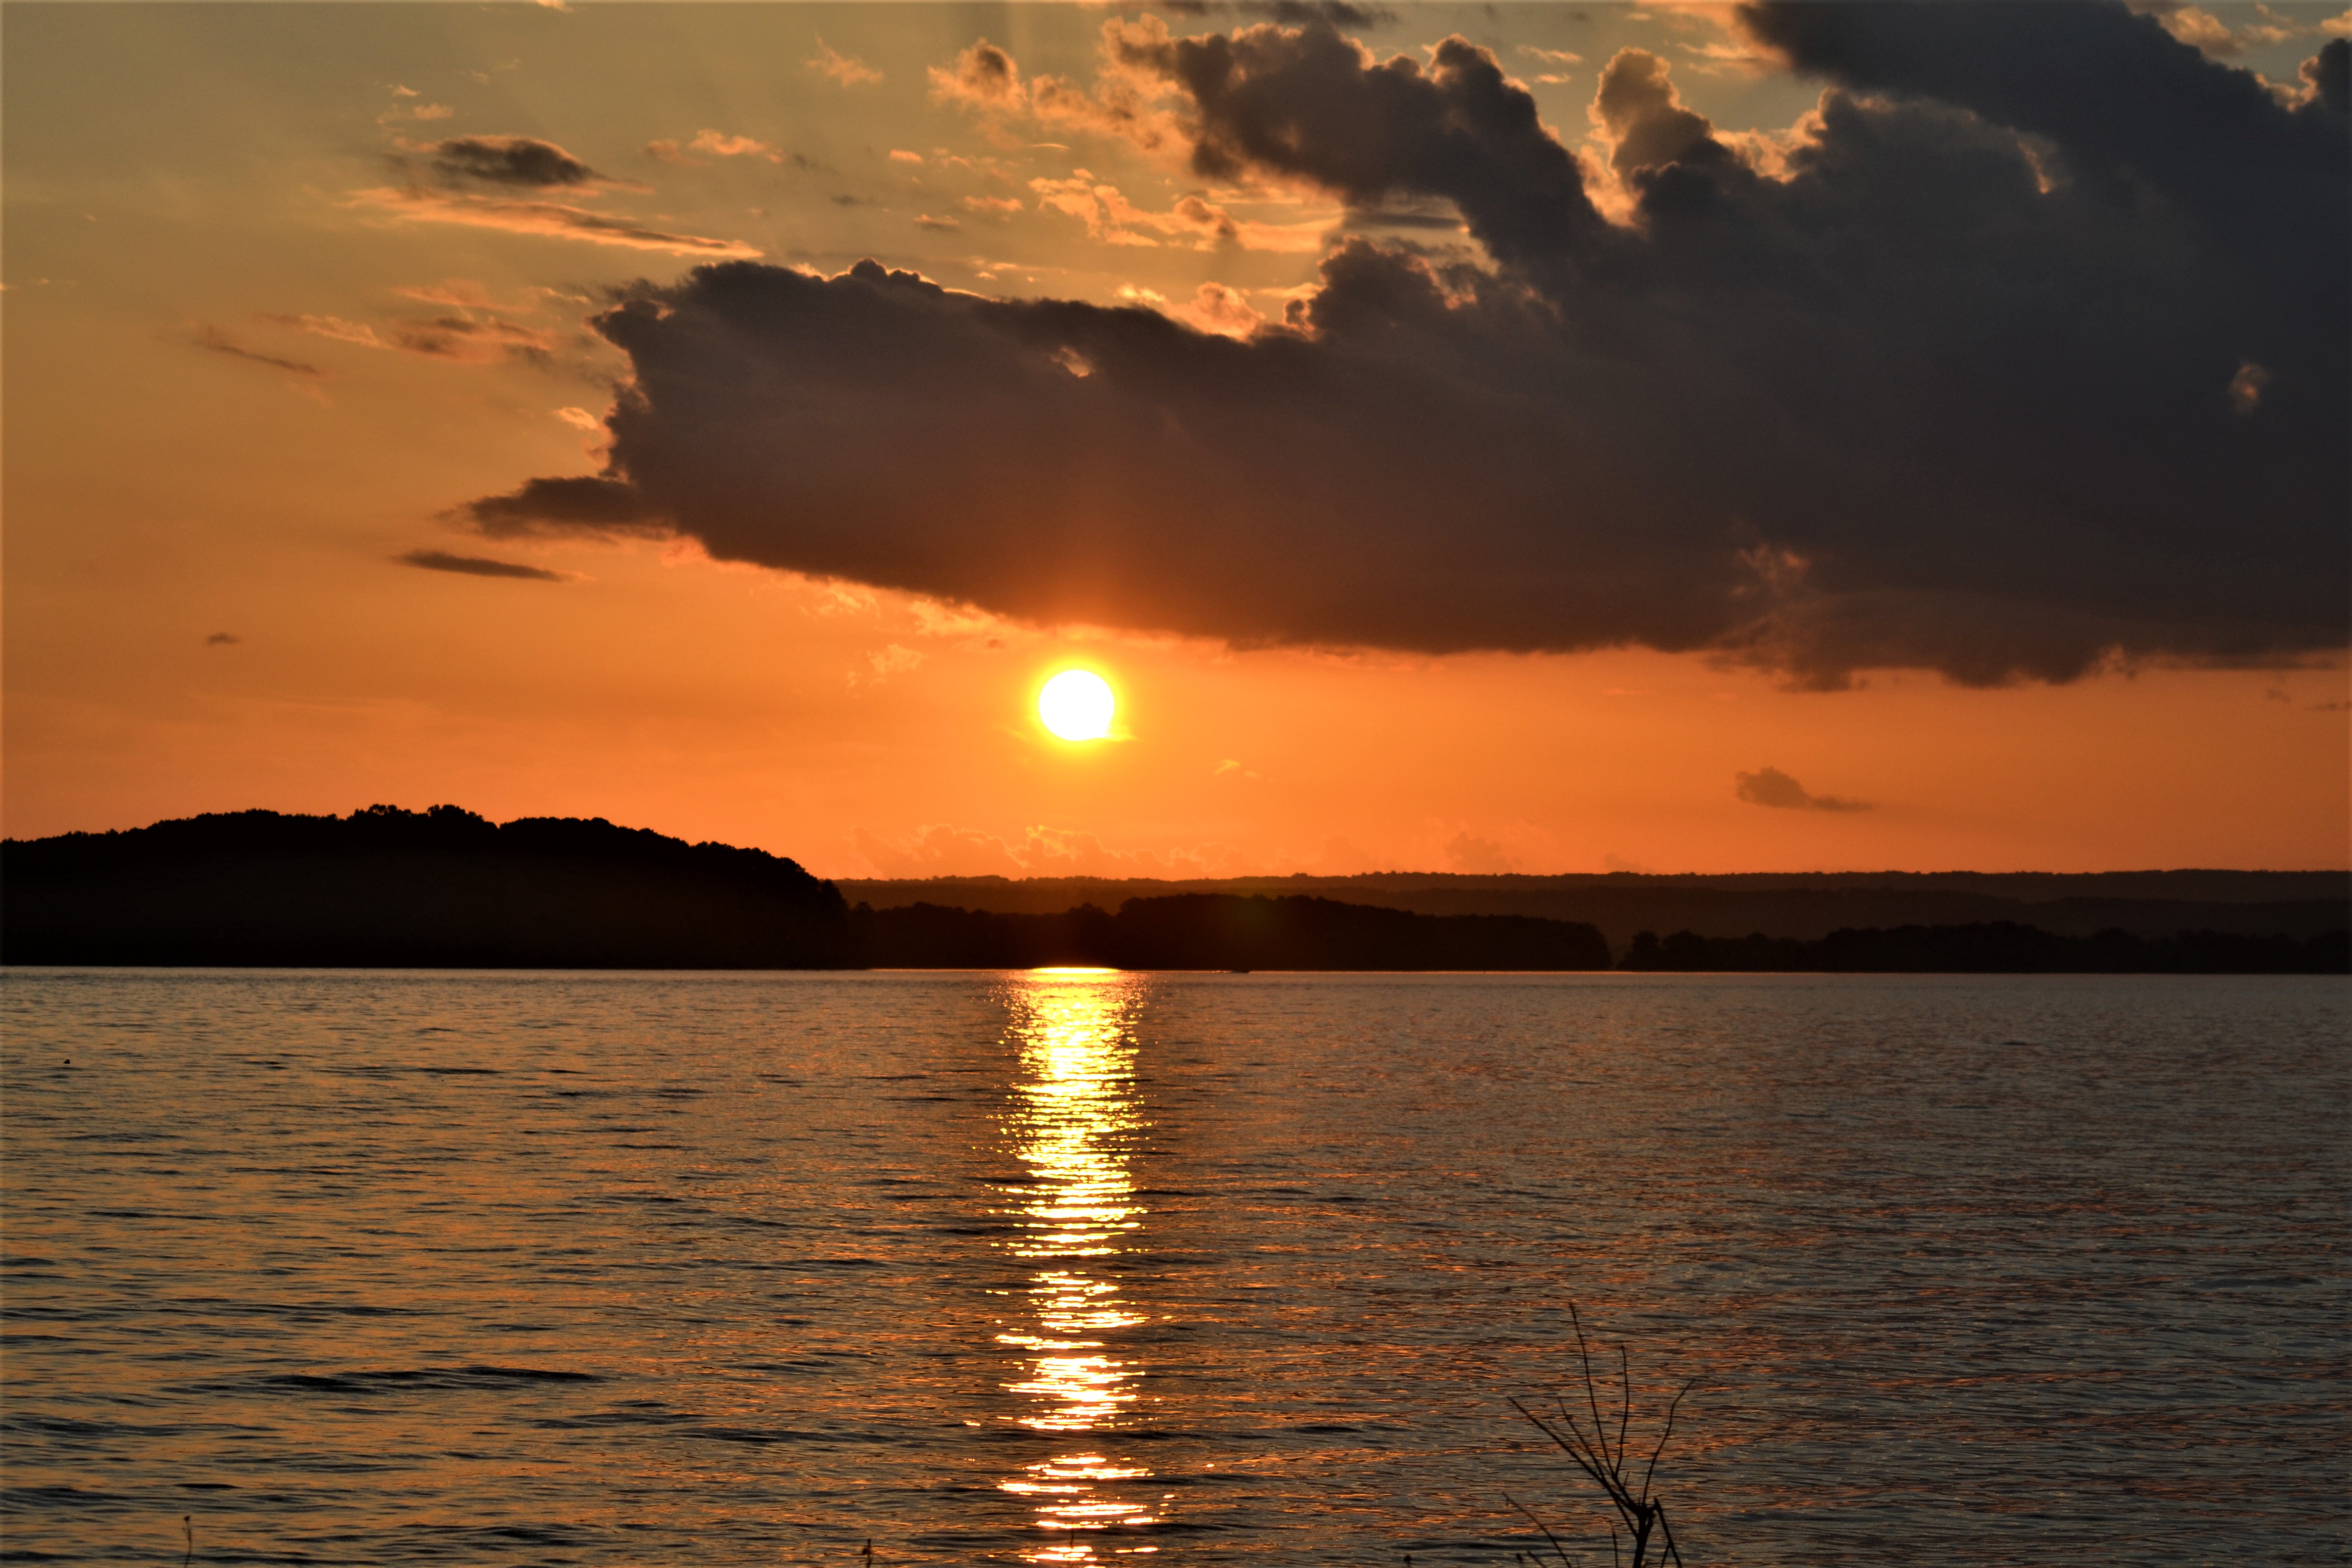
[994,970,1167,1560]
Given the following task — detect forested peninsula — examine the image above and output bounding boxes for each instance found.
[4,807,2342,973]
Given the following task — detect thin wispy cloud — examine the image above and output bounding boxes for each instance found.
[1028,176,1329,251]
[808,38,881,87]
[263,311,557,364]
[1734,767,1870,813]
[398,549,568,582]
[190,325,322,376]
[349,186,761,257]
[648,129,806,166]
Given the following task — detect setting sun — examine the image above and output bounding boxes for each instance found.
[1039,670,1116,742]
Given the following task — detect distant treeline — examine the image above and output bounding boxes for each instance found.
[1618,923,2348,975]
[856,896,1612,971]
[841,870,2351,947]
[4,807,2343,973]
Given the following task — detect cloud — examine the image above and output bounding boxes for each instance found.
[398,549,567,581]
[1444,830,1517,872]
[1161,1,1396,27]
[644,131,817,170]
[349,186,761,257]
[687,129,790,164]
[2146,3,2315,56]
[1117,280,1268,338]
[853,822,1240,878]
[1591,46,1726,179]
[262,311,557,364]
[1734,766,1870,812]
[809,38,882,87]
[426,135,599,187]
[913,213,962,231]
[854,643,926,685]
[930,27,1189,156]
[929,38,1025,110]
[854,824,1027,878]
[379,98,455,126]
[454,474,666,540]
[458,9,2347,688]
[2156,6,2240,54]
[2227,360,2273,414]
[1028,174,1330,250]
[204,632,241,646]
[1025,827,1244,876]
[391,278,506,309]
[192,326,322,376]
[1517,42,1583,83]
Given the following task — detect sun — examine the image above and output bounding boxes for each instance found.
[1038,669,1116,742]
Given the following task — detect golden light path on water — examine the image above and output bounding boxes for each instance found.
[995,968,1164,1561]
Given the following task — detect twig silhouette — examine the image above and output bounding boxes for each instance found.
[1506,1304,1693,1568]
[1503,1491,1577,1565]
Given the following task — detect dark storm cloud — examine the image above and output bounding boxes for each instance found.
[398,549,567,581]
[428,135,600,188]
[460,3,2348,687]
[1734,767,1869,813]
[1137,18,1606,267]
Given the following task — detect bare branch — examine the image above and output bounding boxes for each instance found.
[1639,1379,1696,1502]
[1506,1306,1697,1568]
[1510,1398,1619,1500]
[1503,1491,1578,1567]
[1616,1343,1632,1476]
[1657,1500,1685,1568]
[1569,1303,1610,1475]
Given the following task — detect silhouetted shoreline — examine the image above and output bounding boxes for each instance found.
[4,807,2344,973]
[852,895,1611,971]
[842,869,2350,950]
[1612,922,2346,975]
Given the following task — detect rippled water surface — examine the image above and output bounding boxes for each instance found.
[4,969,2345,1564]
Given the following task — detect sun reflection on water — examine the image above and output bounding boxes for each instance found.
[994,969,1165,1560]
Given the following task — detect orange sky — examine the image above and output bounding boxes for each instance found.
[5,2,2346,875]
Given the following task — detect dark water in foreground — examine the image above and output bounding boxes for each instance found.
[2,969,2345,1565]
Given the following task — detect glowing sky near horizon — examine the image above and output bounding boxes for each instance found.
[3,2,2344,877]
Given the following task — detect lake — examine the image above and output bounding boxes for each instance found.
[3,969,2344,1564]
